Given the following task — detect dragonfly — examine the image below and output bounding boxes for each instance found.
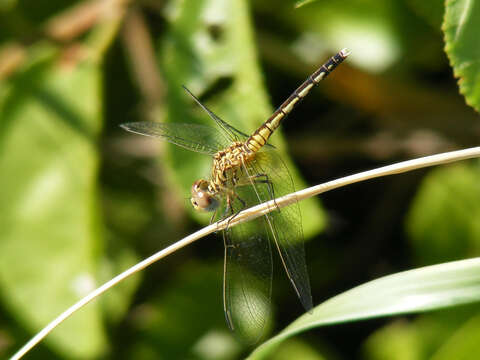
[121,48,350,343]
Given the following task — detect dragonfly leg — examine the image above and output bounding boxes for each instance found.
[210,207,219,226]
[222,229,236,331]
[251,173,280,213]
[224,193,247,232]
[221,195,234,219]
[235,193,247,209]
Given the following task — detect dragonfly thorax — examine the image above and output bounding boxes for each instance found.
[190,141,254,212]
[211,141,254,189]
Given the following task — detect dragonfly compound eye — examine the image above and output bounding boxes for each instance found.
[191,180,219,212]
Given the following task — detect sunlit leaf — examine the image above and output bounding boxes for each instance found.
[362,305,480,360]
[295,0,316,9]
[406,163,480,265]
[0,45,106,358]
[363,320,425,360]
[269,338,328,360]
[444,0,480,112]
[432,311,480,359]
[248,257,480,359]
[291,0,403,72]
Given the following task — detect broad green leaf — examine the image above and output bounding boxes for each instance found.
[159,0,324,237]
[248,257,480,359]
[406,163,480,265]
[0,45,106,358]
[444,0,480,112]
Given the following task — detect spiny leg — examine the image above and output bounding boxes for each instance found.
[250,173,280,213]
[224,193,247,232]
[222,229,235,330]
[209,207,218,225]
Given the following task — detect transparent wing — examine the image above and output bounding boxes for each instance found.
[182,87,276,150]
[182,87,251,143]
[246,151,313,312]
[223,183,273,344]
[120,122,228,155]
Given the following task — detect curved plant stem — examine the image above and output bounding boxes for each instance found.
[11,145,480,360]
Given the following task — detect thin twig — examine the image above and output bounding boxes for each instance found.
[0,43,25,80]
[45,0,129,41]
[121,7,165,109]
[10,145,480,360]
[0,0,130,78]
[45,0,105,41]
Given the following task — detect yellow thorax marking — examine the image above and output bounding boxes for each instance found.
[210,141,254,191]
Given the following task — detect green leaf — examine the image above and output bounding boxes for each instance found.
[444,0,480,112]
[0,45,106,358]
[432,312,480,359]
[363,320,426,360]
[362,307,480,360]
[248,257,480,359]
[295,0,316,9]
[127,261,242,359]
[406,164,480,265]
[159,0,324,236]
[268,339,328,360]
[0,0,16,12]
[290,0,403,72]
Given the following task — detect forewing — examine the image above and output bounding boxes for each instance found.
[223,185,273,344]
[182,87,251,143]
[120,121,228,155]
[247,151,313,312]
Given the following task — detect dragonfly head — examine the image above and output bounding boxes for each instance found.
[191,179,219,212]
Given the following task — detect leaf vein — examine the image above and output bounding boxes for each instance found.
[454,0,472,41]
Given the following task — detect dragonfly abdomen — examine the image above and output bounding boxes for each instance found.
[245,48,350,153]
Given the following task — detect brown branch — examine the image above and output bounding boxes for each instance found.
[45,0,130,42]
[121,7,165,108]
[0,43,25,80]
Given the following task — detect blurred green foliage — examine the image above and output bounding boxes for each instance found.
[1,0,480,359]
[0,46,108,358]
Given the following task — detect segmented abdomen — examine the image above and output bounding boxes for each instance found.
[245,48,350,152]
